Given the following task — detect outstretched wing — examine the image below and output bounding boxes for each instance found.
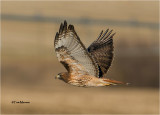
[87,29,115,78]
[54,21,99,77]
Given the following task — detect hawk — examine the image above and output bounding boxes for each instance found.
[54,20,125,87]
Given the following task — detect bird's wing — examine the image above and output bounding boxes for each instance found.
[87,29,115,78]
[54,21,99,77]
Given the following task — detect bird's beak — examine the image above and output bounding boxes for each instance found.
[55,75,60,79]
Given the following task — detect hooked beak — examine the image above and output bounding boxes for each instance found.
[55,74,60,79]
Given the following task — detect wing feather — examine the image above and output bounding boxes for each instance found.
[87,29,115,78]
[54,21,99,77]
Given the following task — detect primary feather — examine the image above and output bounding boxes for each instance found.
[54,20,99,77]
[87,29,115,77]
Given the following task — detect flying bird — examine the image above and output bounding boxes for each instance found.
[54,20,125,87]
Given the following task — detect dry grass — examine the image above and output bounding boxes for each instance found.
[2,85,159,114]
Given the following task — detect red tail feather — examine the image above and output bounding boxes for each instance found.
[103,78,128,85]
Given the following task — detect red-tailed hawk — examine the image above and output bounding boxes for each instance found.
[54,20,125,87]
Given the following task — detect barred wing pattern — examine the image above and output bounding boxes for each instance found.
[87,29,115,78]
[54,21,99,77]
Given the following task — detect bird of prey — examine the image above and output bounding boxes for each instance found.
[54,20,125,87]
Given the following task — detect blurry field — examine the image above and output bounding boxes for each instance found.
[2,86,159,114]
[1,1,159,114]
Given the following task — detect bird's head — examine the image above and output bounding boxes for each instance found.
[55,73,63,80]
[55,72,68,82]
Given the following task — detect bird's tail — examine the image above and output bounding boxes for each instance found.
[103,78,128,86]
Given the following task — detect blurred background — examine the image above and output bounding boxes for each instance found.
[1,1,159,114]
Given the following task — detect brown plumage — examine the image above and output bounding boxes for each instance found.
[54,20,125,87]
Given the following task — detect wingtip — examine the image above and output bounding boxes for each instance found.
[64,20,67,24]
[68,24,74,30]
[102,29,115,41]
[64,20,67,31]
[58,20,75,34]
[111,32,116,38]
[109,29,113,33]
[59,23,64,34]
[55,32,59,39]
[99,29,110,41]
